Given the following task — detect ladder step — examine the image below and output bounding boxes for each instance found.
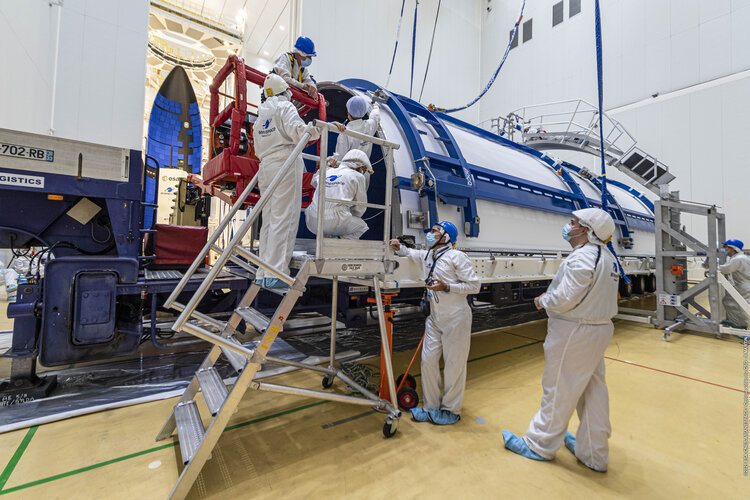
[220,336,248,373]
[196,367,229,416]
[174,401,204,464]
[236,306,274,334]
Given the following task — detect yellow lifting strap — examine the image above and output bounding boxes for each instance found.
[288,53,303,82]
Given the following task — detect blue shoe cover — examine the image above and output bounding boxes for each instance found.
[431,409,460,425]
[264,278,289,290]
[502,430,549,461]
[6,285,17,294]
[564,431,575,454]
[411,407,432,422]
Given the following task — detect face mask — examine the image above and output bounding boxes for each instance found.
[720,248,728,254]
[562,224,573,241]
[301,57,312,67]
[425,233,438,246]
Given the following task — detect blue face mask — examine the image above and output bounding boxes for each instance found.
[301,57,312,67]
[425,233,438,246]
[720,248,728,254]
[562,224,573,241]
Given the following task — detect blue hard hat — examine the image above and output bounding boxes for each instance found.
[435,221,459,245]
[723,239,744,250]
[294,36,316,56]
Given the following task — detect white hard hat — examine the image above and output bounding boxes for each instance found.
[342,149,372,173]
[264,73,289,97]
[573,208,615,243]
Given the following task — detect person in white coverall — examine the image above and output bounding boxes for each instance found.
[0,259,18,298]
[272,36,318,100]
[718,239,750,329]
[253,73,320,289]
[305,149,370,239]
[389,221,481,425]
[503,208,621,472]
[330,95,380,169]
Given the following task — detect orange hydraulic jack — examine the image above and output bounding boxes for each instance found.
[367,292,398,400]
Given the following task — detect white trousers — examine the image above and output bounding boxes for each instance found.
[305,211,368,240]
[524,318,613,471]
[1,268,18,289]
[256,156,302,280]
[420,307,472,414]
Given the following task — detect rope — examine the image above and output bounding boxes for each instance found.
[431,0,526,114]
[384,0,407,88]
[340,361,379,394]
[418,0,442,102]
[594,0,629,283]
[409,0,419,98]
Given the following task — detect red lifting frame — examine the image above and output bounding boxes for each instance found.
[204,55,326,206]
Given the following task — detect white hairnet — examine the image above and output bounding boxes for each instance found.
[341,149,372,172]
[346,96,370,119]
[573,208,615,244]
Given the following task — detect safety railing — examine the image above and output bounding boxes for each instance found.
[165,119,400,332]
[504,99,638,163]
[310,119,399,259]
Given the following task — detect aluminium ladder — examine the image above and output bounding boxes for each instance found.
[156,120,402,499]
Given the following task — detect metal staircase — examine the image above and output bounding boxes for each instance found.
[504,99,675,195]
[156,121,402,499]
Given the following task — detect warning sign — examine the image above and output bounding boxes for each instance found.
[658,294,681,307]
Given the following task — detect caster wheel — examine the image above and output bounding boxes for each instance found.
[396,373,417,390]
[383,419,399,438]
[322,375,334,389]
[632,275,646,295]
[645,274,657,293]
[397,387,419,410]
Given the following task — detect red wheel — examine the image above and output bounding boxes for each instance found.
[396,373,417,390]
[397,387,419,410]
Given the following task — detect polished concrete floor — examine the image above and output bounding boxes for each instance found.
[0,308,747,498]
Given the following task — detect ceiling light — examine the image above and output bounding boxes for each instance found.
[223,41,229,47]
[279,25,285,31]
[263,51,269,56]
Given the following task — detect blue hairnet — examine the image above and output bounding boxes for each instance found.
[346,96,370,119]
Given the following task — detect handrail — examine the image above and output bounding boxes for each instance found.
[172,131,312,331]
[310,119,400,259]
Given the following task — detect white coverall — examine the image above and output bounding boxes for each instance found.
[305,165,368,239]
[0,260,18,292]
[397,245,481,414]
[252,95,320,280]
[273,52,315,93]
[333,103,381,187]
[719,252,750,328]
[525,242,620,472]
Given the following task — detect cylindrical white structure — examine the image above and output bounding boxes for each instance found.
[316,81,654,259]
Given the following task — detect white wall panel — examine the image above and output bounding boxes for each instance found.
[699,14,731,82]
[670,0,699,34]
[670,26,700,90]
[478,2,750,243]
[0,0,148,150]
[730,5,750,72]
[700,0,731,23]
[300,0,481,123]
